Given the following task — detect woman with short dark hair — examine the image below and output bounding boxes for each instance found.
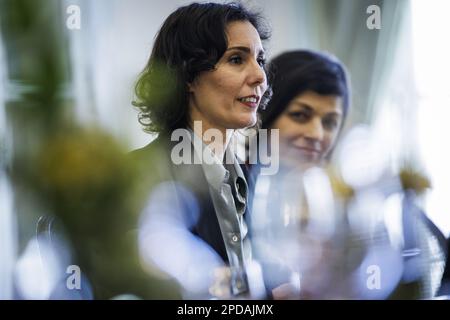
[260,50,350,168]
[251,50,446,299]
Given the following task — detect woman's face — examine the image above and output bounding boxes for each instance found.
[188,21,268,133]
[271,91,343,167]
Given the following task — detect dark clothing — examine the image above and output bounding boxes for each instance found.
[131,133,253,266]
[438,238,450,295]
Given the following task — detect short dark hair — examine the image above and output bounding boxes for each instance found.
[260,50,350,129]
[133,2,271,134]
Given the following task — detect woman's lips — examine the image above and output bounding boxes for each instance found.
[239,100,258,108]
[293,146,322,157]
[238,95,260,109]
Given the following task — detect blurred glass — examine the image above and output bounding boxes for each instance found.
[250,126,445,299]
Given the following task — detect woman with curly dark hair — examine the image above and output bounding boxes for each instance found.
[131,2,271,299]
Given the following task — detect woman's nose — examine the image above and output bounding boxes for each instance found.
[248,61,266,88]
[304,118,324,142]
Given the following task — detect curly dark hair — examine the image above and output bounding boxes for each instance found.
[132,2,272,134]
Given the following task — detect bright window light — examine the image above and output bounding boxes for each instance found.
[412,0,450,237]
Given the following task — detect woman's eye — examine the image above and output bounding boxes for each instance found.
[323,118,338,130]
[288,111,309,122]
[229,55,243,64]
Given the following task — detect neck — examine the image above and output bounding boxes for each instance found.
[190,120,234,162]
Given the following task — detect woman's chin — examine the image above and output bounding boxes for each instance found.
[232,116,257,129]
[281,151,323,170]
[245,114,258,127]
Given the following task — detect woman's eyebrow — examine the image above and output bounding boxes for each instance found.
[291,101,313,111]
[226,46,250,53]
[226,46,265,56]
[291,101,343,116]
[326,111,343,117]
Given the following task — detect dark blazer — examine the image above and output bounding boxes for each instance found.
[131,133,253,264]
[438,238,450,295]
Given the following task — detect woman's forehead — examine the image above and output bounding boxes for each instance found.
[289,91,343,114]
[225,21,264,53]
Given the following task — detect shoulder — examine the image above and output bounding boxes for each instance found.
[129,133,179,166]
[130,134,168,158]
[128,134,175,180]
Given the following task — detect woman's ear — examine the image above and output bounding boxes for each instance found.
[187,82,194,93]
[187,76,199,93]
